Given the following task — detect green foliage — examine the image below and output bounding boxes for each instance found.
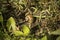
[26,38,31,40]
[22,25,30,36]
[41,36,47,40]
[56,36,60,40]
[51,29,60,35]
[6,17,30,37]
[13,31,24,36]
[0,12,3,25]
[0,30,4,40]
[0,0,60,40]
[6,17,16,32]
[4,33,11,40]
[14,25,30,36]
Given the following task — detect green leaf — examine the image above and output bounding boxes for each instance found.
[56,36,60,40]
[26,38,31,40]
[19,37,25,40]
[31,7,38,14]
[41,36,47,40]
[0,12,3,25]
[50,29,60,35]
[6,17,16,32]
[33,38,37,40]
[4,33,11,40]
[13,31,24,36]
[19,0,27,5]
[22,25,30,36]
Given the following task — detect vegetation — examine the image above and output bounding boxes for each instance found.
[0,0,60,40]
